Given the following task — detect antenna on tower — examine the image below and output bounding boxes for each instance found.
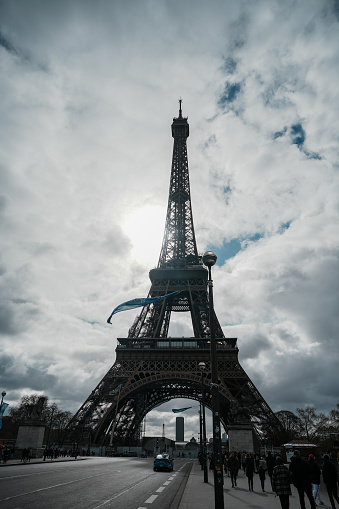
[179,97,183,117]
[162,423,165,438]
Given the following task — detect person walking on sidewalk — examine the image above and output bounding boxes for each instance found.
[267,450,276,487]
[258,457,268,492]
[245,453,255,491]
[322,454,339,509]
[308,454,324,506]
[227,451,239,488]
[241,451,247,473]
[289,450,316,509]
[272,456,292,509]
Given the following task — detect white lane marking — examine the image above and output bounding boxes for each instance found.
[156,487,165,493]
[163,481,170,485]
[0,473,38,480]
[168,476,174,480]
[0,472,104,502]
[145,494,158,503]
[0,469,121,482]
[91,476,154,509]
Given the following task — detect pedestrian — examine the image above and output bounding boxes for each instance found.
[21,448,27,462]
[245,453,255,491]
[223,452,229,476]
[3,447,10,463]
[308,454,324,506]
[227,451,239,488]
[267,450,276,486]
[322,454,339,509]
[272,456,292,509]
[289,450,316,509]
[255,452,260,473]
[241,451,247,473]
[258,457,268,492]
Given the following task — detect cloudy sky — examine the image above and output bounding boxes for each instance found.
[1,0,338,442]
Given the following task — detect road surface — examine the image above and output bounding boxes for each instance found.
[0,456,193,509]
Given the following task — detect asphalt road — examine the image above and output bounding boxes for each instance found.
[0,457,193,509]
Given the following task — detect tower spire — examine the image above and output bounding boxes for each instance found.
[127,105,224,340]
[158,102,198,267]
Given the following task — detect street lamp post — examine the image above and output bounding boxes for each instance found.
[199,404,203,470]
[0,391,7,436]
[0,392,6,410]
[198,361,208,483]
[203,251,224,509]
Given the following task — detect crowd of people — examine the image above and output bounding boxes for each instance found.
[205,449,339,509]
[0,445,14,463]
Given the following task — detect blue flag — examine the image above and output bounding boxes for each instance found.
[0,403,8,429]
[172,407,192,413]
[107,291,180,324]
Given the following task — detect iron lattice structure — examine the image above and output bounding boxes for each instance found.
[65,104,283,447]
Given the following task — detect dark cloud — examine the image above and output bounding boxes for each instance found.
[304,150,322,160]
[218,82,242,108]
[0,303,19,335]
[0,31,15,53]
[0,195,9,215]
[254,349,339,414]
[239,333,272,361]
[221,56,237,74]
[0,353,58,392]
[273,127,287,139]
[278,221,292,233]
[291,123,306,147]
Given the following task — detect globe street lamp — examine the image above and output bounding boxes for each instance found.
[202,251,224,509]
[198,361,208,483]
[0,392,7,433]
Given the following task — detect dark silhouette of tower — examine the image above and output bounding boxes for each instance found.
[65,103,283,447]
[176,417,184,442]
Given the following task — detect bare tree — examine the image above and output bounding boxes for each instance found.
[329,402,339,426]
[53,410,73,443]
[296,406,328,441]
[9,395,73,444]
[275,410,303,441]
[9,395,50,424]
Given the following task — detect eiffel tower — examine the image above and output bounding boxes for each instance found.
[66,102,282,447]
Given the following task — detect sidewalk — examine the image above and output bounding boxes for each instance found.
[0,456,86,467]
[179,461,330,509]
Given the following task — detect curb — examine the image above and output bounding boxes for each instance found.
[0,458,88,467]
[169,462,193,509]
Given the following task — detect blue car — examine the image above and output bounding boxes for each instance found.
[153,453,173,472]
